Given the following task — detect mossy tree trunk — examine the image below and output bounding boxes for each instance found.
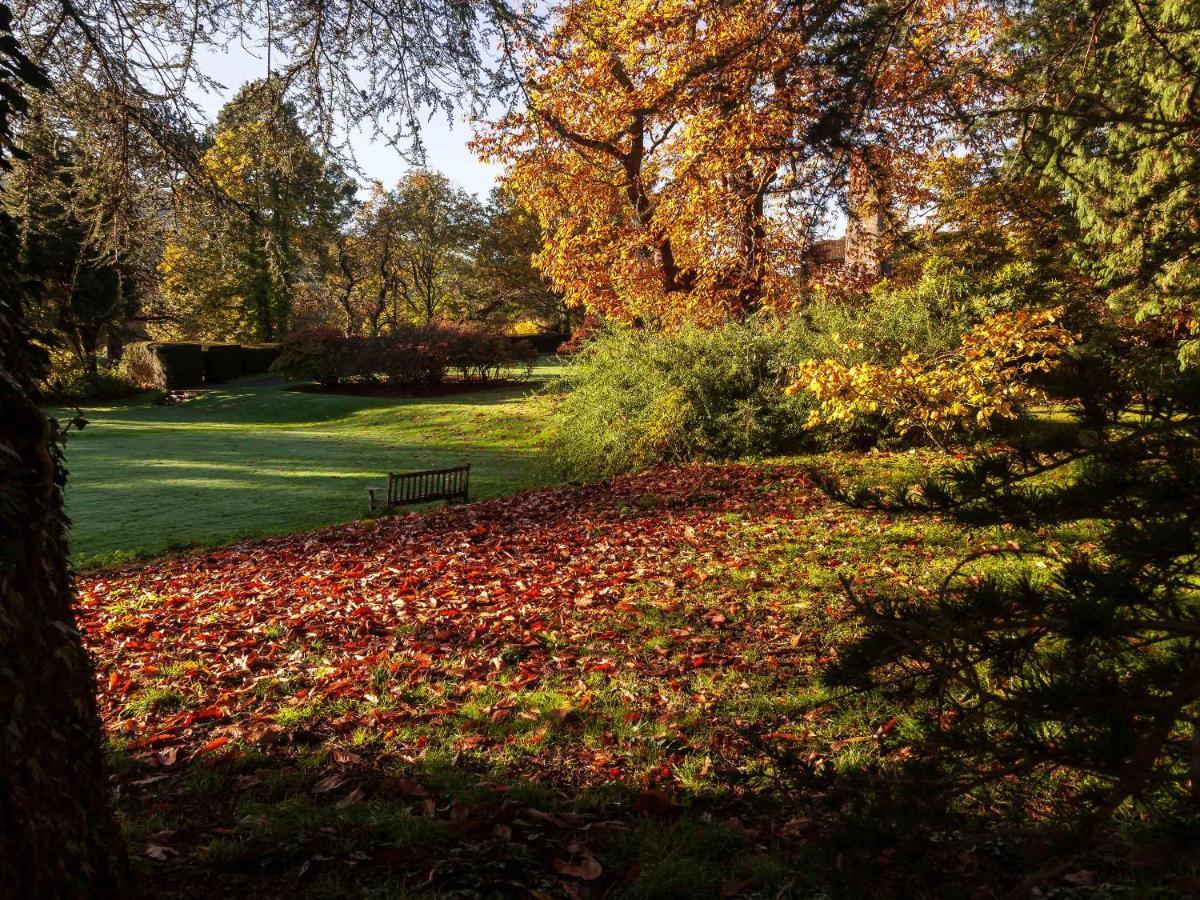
[0,224,130,900]
[0,6,129,894]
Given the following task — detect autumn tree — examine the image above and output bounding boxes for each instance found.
[476,0,1000,325]
[0,4,129,894]
[159,79,355,342]
[340,170,484,330]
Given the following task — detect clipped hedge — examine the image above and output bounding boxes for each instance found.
[241,344,280,375]
[200,344,244,383]
[124,341,280,389]
[157,343,205,388]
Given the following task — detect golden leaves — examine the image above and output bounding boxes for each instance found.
[788,309,1076,440]
[475,0,1003,325]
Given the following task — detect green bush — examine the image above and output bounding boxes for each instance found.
[241,344,280,375]
[200,343,244,382]
[797,283,968,369]
[40,350,139,402]
[544,317,819,480]
[152,342,205,389]
[545,292,988,479]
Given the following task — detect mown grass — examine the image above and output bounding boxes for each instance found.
[56,365,559,569]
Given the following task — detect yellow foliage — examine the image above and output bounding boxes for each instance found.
[787,309,1075,440]
[200,122,276,202]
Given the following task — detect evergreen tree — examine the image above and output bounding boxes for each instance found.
[160,78,354,341]
[819,0,1200,866]
[4,109,137,375]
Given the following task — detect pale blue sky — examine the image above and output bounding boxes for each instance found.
[191,43,502,198]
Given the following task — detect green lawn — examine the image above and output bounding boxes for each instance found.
[59,367,557,569]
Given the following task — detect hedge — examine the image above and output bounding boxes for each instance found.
[200,344,244,383]
[124,341,280,389]
[242,344,280,375]
[152,342,205,389]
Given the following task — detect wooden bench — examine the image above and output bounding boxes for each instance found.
[368,464,470,512]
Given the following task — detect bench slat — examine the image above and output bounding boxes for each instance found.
[374,464,470,512]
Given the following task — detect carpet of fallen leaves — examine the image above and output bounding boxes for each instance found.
[81,464,829,774]
[78,461,1056,897]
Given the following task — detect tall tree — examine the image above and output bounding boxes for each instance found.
[468,185,567,331]
[475,0,1001,325]
[350,171,484,327]
[159,79,355,341]
[0,4,129,895]
[4,108,139,375]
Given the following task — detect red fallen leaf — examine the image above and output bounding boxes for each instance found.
[552,855,603,880]
[197,736,228,754]
[75,463,817,772]
[386,777,429,798]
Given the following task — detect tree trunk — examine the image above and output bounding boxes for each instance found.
[0,210,129,899]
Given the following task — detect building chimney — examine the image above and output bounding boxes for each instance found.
[844,154,888,276]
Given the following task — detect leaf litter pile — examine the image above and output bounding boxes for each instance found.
[78,462,1013,897]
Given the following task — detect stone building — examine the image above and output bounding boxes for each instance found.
[809,160,890,277]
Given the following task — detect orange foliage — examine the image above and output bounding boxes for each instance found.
[475,0,1003,325]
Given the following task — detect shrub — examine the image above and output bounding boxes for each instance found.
[373,328,449,387]
[544,318,818,480]
[40,350,139,402]
[270,328,352,387]
[269,324,535,390]
[158,342,206,388]
[790,308,1076,443]
[200,344,244,382]
[121,343,166,389]
[241,344,280,375]
[444,323,536,383]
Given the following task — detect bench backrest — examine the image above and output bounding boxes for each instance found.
[387,464,470,506]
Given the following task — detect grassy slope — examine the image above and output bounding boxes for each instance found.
[60,367,556,569]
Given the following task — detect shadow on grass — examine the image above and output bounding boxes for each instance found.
[61,379,551,567]
[113,737,1196,900]
[107,742,886,900]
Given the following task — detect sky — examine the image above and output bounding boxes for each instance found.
[191,43,503,199]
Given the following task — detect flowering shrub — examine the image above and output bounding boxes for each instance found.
[271,324,535,389]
